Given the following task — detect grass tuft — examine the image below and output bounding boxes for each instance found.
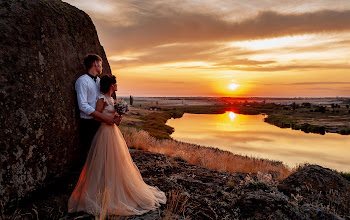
[163,190,189,220]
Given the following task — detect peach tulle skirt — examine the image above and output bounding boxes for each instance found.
[68,124,167,216]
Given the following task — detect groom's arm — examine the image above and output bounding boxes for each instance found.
[91,98,114,124]
[76,80,114,124]
[90,111,114,124]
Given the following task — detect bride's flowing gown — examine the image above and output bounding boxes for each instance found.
[68,94,167,216]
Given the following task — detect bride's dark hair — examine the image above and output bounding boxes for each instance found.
[100,74,116,94]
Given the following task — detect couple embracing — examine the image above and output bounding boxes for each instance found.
[68,54,167,216]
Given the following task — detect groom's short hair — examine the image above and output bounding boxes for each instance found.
[84,54,102,70]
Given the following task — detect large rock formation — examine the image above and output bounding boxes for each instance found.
[0,0,111,207]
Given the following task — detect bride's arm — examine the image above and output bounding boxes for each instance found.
[90,98,114,124]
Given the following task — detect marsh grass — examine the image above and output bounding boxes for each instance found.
[120,127,292,180]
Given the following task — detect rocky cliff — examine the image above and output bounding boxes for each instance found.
[0,0,111,207]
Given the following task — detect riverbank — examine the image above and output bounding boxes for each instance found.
[119,103,350,176]
[264,109,350,135]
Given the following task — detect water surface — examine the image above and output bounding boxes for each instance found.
[166,112,350,172]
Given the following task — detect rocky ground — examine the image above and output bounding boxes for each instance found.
[3,149,350,220]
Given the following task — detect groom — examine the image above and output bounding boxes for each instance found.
[75,54,121,160]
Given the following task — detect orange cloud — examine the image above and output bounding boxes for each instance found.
[94,10,350,53]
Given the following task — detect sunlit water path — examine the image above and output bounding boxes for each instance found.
[166,112,350,172]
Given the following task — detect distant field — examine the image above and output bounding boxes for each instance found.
[119,96,349,108]
[131,98,221,107]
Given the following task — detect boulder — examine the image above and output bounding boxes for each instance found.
[278,165,350,219]
[235,190,341,219]
[0,0,111,207]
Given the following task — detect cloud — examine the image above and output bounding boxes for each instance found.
[250,82,350,87]
[94,9,350,53]
[230,63,350,72]
[170,61,350,72]
[66,0,350,73]
[288,82,350,85]
[109,43,216,68]
[110,43,278,69]
[93,7,350,74]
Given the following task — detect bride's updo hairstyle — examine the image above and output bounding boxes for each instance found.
[100,74,116,94]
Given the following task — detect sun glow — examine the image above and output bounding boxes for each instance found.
[229,83,239,90]
[229,112,236,120]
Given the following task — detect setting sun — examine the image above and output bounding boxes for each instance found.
[228,83,240,90]
[229,112,236,120]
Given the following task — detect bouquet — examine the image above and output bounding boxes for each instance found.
[114,98,130,116]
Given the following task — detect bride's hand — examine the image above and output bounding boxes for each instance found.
[113,116,123,126]
[103,115,115,125]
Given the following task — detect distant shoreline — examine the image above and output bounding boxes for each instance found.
[124,97,350,137]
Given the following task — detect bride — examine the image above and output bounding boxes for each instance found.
[68,74,167,216]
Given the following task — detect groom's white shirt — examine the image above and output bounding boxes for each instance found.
[75,74,100,119]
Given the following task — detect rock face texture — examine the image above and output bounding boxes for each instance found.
[0,0,111,207]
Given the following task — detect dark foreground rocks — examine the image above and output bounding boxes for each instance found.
[3,149,349,220]
[278,165,350,219]
[0,0,111,208]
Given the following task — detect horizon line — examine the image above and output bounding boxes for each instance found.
[116,95,350,99]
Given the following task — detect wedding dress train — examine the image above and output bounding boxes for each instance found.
[68,95,167,216]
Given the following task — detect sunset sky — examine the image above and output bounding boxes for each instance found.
[64,0,350,97]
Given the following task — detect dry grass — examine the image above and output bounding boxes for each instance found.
[95,188,110,220]
[163,190,189,220]
[0,201,39,220]
[94,188,191,220]
[94,188,130,220]
[93,188,191,219]
[120,127,292,180]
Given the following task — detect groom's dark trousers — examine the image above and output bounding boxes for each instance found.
[79,118,101,166]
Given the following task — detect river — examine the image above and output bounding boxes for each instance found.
[166,111,350,172]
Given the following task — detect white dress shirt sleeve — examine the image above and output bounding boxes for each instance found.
[75,78,95,116]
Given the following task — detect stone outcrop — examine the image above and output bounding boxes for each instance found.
[0,0,111,207]
[278,165,350,219]
[5,149,348,219]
